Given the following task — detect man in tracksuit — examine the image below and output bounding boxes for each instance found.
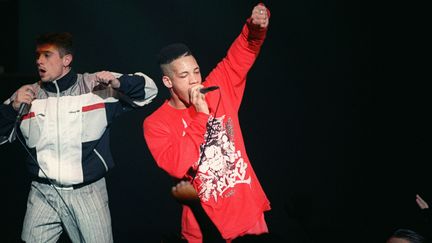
[0,32,158,243]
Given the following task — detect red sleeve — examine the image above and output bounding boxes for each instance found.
[144,111,210,179]
[205,17,268,111]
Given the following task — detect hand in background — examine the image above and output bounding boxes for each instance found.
[171,180,199,205]
[416,194,429,210]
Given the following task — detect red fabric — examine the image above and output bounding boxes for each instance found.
[144,18,271,241]
[82,102,105,112]
[21,112,35,121]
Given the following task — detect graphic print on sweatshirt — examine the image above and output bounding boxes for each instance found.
[195,115,251,202]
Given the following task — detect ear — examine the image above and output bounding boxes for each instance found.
[63,54,73,67]
[162,75,173,89]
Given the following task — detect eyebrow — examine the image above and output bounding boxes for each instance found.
[36,50,54,54]
[178,71,189,76]
[175,65,199,76]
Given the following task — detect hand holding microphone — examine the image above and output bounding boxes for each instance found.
[12,85,36,119]
[190,85,219,114]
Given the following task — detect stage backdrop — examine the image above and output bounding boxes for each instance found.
[1,0,428,242]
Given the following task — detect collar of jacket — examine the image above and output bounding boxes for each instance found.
[41,70,77,93]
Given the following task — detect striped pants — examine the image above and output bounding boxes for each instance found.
[21,178,113,243]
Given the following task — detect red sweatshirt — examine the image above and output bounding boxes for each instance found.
[144,17,271,241]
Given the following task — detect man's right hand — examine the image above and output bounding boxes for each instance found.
[189,84,209,114]
[12,85,36,111]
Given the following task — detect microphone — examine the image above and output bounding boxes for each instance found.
[200,86,219,94]
[16,103,29,122]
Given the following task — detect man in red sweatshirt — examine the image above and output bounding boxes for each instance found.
[143,3,271,242]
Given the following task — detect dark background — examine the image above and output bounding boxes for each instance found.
[0,0,429,242]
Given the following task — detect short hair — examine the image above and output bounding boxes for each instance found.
[157,43,192,65]
[36,32,74,57]
[389,229,425,243]
[157,43,192,76]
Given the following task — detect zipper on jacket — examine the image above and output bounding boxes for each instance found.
[53,80,62,184]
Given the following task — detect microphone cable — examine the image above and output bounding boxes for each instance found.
[14,117,86,243]
[191,88,222,184]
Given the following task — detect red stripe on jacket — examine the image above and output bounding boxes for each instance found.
[21,112,35,121]
[82,103,105,112]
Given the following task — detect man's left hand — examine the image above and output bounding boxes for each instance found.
[95,71,121,89]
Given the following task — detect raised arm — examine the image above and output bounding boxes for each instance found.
[205,3,270,110]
